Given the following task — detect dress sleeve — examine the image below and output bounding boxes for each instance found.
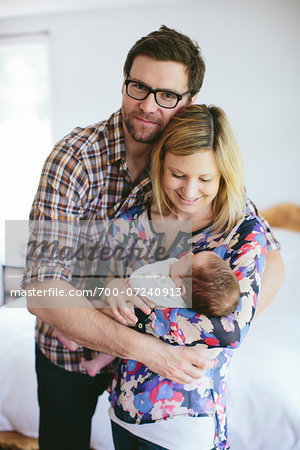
[103,209,142,280]
[147,216,267,349]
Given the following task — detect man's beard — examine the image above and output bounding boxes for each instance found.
[122,107,164,144]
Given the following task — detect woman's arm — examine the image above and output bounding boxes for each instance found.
[147,216,267,349]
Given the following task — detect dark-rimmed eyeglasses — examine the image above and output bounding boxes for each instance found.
[125,78,190,109]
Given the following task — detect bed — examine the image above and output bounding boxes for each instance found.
[0,205,299,449]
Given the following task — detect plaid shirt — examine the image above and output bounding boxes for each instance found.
[245,198,279,252]
[22,108,280,373]
[22,109,152,373]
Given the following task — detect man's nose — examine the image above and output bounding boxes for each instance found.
[139,93,159,113]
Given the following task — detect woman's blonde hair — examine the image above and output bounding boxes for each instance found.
[150,104,245,234]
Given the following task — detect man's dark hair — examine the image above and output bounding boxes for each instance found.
[123,25,206,98]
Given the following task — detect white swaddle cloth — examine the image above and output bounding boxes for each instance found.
[129,258,187,308]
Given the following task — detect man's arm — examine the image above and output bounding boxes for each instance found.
[245,199,285,319]
[253,249,285,319]
[27,279,213,384]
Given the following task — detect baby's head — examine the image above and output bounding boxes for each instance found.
[181,251,240,317]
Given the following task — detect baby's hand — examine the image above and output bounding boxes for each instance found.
[105,278,154,326]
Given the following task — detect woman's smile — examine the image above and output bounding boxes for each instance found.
[176,192,202,203]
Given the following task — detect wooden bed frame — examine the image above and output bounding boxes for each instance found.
[260,202,300,232]
[0,431,96,450]
[0,431,38,450]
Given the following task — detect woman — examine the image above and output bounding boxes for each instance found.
[104,104,267,450]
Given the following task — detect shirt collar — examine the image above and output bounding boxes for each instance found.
[107,108,126,164]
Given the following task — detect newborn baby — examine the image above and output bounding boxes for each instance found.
[56,250,240,376]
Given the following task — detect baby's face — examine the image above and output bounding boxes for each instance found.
[173,252,193,276]
[192,251,210,268]
[173,251,221,277]
[192,250,224,269]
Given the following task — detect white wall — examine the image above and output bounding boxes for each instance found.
[1,0,299,209]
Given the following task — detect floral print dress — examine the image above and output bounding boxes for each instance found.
[105,205,267,449]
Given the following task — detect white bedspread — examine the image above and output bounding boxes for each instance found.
[0,228,299,450]
[227,228,300,449]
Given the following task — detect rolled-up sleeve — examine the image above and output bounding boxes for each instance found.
[245,197,280,251]
[22,140,90,289]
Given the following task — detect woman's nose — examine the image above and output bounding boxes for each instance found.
[182,180,199,199]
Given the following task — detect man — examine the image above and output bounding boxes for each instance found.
[23,26,284,450]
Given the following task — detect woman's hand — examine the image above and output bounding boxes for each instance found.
[105,278,155,326]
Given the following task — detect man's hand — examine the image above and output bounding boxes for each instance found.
[138,336,214,384]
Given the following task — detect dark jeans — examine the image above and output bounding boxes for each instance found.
[111,421,168,450]
[35,345,112,450]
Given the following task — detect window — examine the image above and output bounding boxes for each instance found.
[0,32,52,267]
